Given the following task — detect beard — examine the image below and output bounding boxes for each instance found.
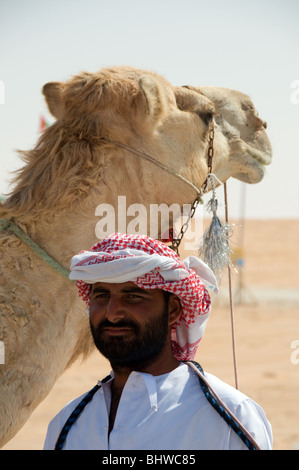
[90,305,170,370]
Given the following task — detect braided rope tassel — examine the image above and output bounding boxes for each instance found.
[198,174,233,283]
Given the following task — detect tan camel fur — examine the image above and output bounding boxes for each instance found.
[0,65,272,446]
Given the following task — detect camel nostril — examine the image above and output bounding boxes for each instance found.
[263,121,267,129]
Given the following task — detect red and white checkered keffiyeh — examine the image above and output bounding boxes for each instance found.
[70,233,217,361]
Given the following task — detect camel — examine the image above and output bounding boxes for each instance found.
[0,65,272,447]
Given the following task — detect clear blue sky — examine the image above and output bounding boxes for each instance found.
[0,0,299,218]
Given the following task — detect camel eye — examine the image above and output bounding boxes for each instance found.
[204,112,214,125]
[196,110,214,126]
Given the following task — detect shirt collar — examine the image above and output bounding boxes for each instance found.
[97,363,189,412]
[135,372,158,411]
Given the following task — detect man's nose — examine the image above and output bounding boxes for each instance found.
[105,296,126,324]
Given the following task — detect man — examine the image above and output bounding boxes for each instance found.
[44,233,272,450]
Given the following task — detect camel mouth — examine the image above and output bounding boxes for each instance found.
[227,136,273,184]
[230,137,272,166]
[233,154,270,184]
[250,146,272,167]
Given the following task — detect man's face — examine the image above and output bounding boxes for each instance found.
[89,282,174,369]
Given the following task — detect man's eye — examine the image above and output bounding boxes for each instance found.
[127,294,143,300]
[94,293,110,299]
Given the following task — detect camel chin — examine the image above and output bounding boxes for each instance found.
[232,159,267,184]
[227,135,272,184]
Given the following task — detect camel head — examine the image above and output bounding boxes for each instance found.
[40,66,218,215]
[175,86,272,185]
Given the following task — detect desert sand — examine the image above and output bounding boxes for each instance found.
[2,219,299,450]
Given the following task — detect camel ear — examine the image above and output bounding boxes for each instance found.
[42,81,65,119]
[138,75,166,122]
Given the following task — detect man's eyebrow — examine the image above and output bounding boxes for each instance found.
[91,286,110,294]
[120,286,150,295]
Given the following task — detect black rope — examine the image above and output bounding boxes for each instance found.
[54,384,100,450]
[54,375,111,450]
[187,361,260,450]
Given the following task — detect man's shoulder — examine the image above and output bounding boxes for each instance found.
[183,364,247,402]
[192,367,266,419]
[43,387,99,449]
[192,368,273,449]
[203,371,249,408]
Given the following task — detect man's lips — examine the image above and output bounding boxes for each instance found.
[102,326,134,336]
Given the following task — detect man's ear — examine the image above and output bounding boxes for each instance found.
[168,295,182,326]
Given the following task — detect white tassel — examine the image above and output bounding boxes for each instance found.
[198,174,233,283]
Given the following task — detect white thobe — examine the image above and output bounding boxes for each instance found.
[43,363,272,450]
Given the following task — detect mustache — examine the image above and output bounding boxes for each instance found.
[97,319,138,330]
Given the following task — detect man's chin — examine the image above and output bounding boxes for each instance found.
[109,351,162,372]
[94,338,165,370]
